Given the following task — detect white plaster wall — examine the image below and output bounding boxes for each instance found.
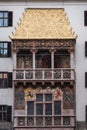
[0,0,87,122]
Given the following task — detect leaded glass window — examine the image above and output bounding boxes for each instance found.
[54,101,61,115]
[45,103,52,115]
[26,92,73,127]
[45,94,52,101]
[36,104,43,115]
[36,94,43,101]
[27,101,34,115]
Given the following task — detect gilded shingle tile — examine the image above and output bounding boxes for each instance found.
[11,9,76,39]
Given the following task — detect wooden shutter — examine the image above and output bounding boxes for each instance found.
[84,11,87,26]
[7,106,12,122]
[8,72,12,88]
[7,42,11,57]
[85,72,87,88]
[8,11,13,26]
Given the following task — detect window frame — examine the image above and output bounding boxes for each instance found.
[0,105,7,121]
[26,93,62,127]
[0,42,11,57]
[0,72,12,88]
[0,11,13,27]
[0,11,8,27]
[0,105,12,122]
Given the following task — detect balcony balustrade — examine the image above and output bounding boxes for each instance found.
[13,68,75,81]
[14,115,75,127]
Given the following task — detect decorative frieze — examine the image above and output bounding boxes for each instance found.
[13,39,75,52]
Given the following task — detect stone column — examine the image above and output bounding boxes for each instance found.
[13,51,17,69]
[50,49,56,69]
[31,49,37,69]
[70,50,74,68]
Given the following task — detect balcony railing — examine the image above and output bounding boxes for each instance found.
[14,115,75,127]
[13,68,75,81]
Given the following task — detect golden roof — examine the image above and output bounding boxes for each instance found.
[11,8,76,39]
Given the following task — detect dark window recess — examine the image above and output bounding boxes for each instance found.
[84,11,87,26]
[0,11,13,27]
[8,72,12,88]
[85,42,87,56]
[85,72,87,88]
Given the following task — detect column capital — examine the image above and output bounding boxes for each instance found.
[30,48,38,53]
[49,48,56,53]
[68,47,74,53]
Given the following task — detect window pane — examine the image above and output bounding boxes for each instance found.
[0,79,3,88]
[54,101,61,115]
[45,94,52,101]
[0,43,3,48]
[36,104,43,115]
[0,49,3,55]
[4,19,8,26]
[0,112,2,120]
[27,101,34,115]
[3,79,8,88]
[3,112,7,121]
[3,105,7,111]
[45,103,52,115]
[0,12,3,17]
[4,12,8,18]
[4,49,8,55]
[0,106,2,111]
[36,94,43,101]
[0,19,3,26]
[4,43,8,48]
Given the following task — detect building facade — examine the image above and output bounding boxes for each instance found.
[0,0,87,130]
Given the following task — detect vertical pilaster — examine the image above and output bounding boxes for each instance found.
[13,51,17,69]
[70,51,74,68]
[50,49,56,69]
[31,49,37,69]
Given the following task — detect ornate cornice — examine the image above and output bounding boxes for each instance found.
[13,39,75,52]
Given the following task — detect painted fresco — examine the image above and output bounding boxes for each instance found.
[15,85,74,110]
[15,86,25,109]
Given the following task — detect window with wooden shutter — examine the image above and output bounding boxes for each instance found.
[85,72,87,88]
[8,11,13,26]
[7,106,12,122]
[0,42,11,57]
[84,11,87,26]
[8,72,12,88]
[0,11,13,27]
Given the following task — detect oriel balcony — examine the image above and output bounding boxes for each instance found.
[13,49,75,83]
